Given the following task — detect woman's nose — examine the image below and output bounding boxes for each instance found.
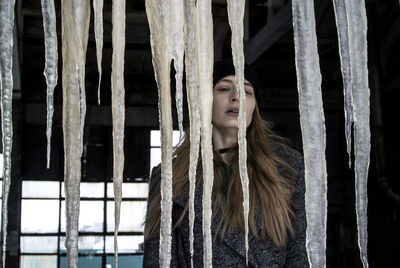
[230,89,239,102]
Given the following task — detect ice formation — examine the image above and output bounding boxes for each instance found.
[0,0,16,267]
[147,1,214,266]
[333,1,371,266]
[111,0,126,267]
[171,0,185,139]
[145,0,174,266]
[40,0,58,169]
[195,1,215,266]
[61,0,90,267]
[93,0,103,105]
[332,0,353,167]
[343,0,371,266]
[291,0,327,266]
[226,0,249,264]
[0,0,372,267]
[183,0,201,266]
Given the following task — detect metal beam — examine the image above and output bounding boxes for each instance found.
[24,103,159,127]
[244,1,292,64]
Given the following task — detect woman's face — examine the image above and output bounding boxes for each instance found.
[212,75,257,131]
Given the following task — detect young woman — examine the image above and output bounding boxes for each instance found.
[143,59,308,267]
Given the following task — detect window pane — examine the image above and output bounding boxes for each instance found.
[107,201,146,232]
[0,181,2,197]
[21,200,59,233]
[22,181,59,198]
[59,256,102,268]
[107,183,148,199]
[21,236,58,253]
[61,201,104,232]
[59,236,104,254]
[151,130,180,147]
[172,131,181,146]
[106,255,143,268]
[105,235,144,253]
[150,131,160,147]
[20,255,57,268]
[150,148,161,172]
[61,182,104,198]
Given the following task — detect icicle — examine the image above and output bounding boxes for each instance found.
[226,0,249,265]
[93,0,103,106]
[292,0,327,267]
[183,0,200,266]
[333,1,370,265]
[0,1,16,267]
[111,0,126,267]
[40,0,58,170]
[195,1,214,266]
[171,0,185,139]
[145,0,174,267]
[344,0,370,266]
[61,1,90,267]
[332,0,352,167]
[71,0,90,139]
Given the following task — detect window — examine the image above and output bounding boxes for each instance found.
[20,181,148,267]
[20,180,148,267]
[150,130,181,172]
[19,130,180,267]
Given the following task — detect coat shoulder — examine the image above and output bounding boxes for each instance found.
[272,141,304,173]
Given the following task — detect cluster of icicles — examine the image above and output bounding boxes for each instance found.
[0,0,372,267]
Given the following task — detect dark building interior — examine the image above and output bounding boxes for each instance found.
[3,0,399,267]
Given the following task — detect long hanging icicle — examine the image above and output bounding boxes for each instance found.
[61,1,90,267]
[0,1,16,267]
[195,1,214,266]
[145,0,174,266]
[111,0,126,267]
[344,0,370,266]
[171,0,185,139]
[291,0,327,266]
[183,0,200,266]
[41,0,58,170]
[226,0,249,265]
[71,0,90,138]
[93,0,103,106]
[332,0,353,167]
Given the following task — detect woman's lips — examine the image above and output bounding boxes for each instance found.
[227,109,239,117]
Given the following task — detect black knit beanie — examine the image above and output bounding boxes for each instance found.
[213,58,262,110]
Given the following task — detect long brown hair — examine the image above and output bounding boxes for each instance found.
[145,106,295,246]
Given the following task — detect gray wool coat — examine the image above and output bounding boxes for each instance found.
[143,143,309,267]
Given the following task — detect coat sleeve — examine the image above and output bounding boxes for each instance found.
[143,166,185,267]
[143,166,160,267]
[285,155,309,267]
[143,231,184,267]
